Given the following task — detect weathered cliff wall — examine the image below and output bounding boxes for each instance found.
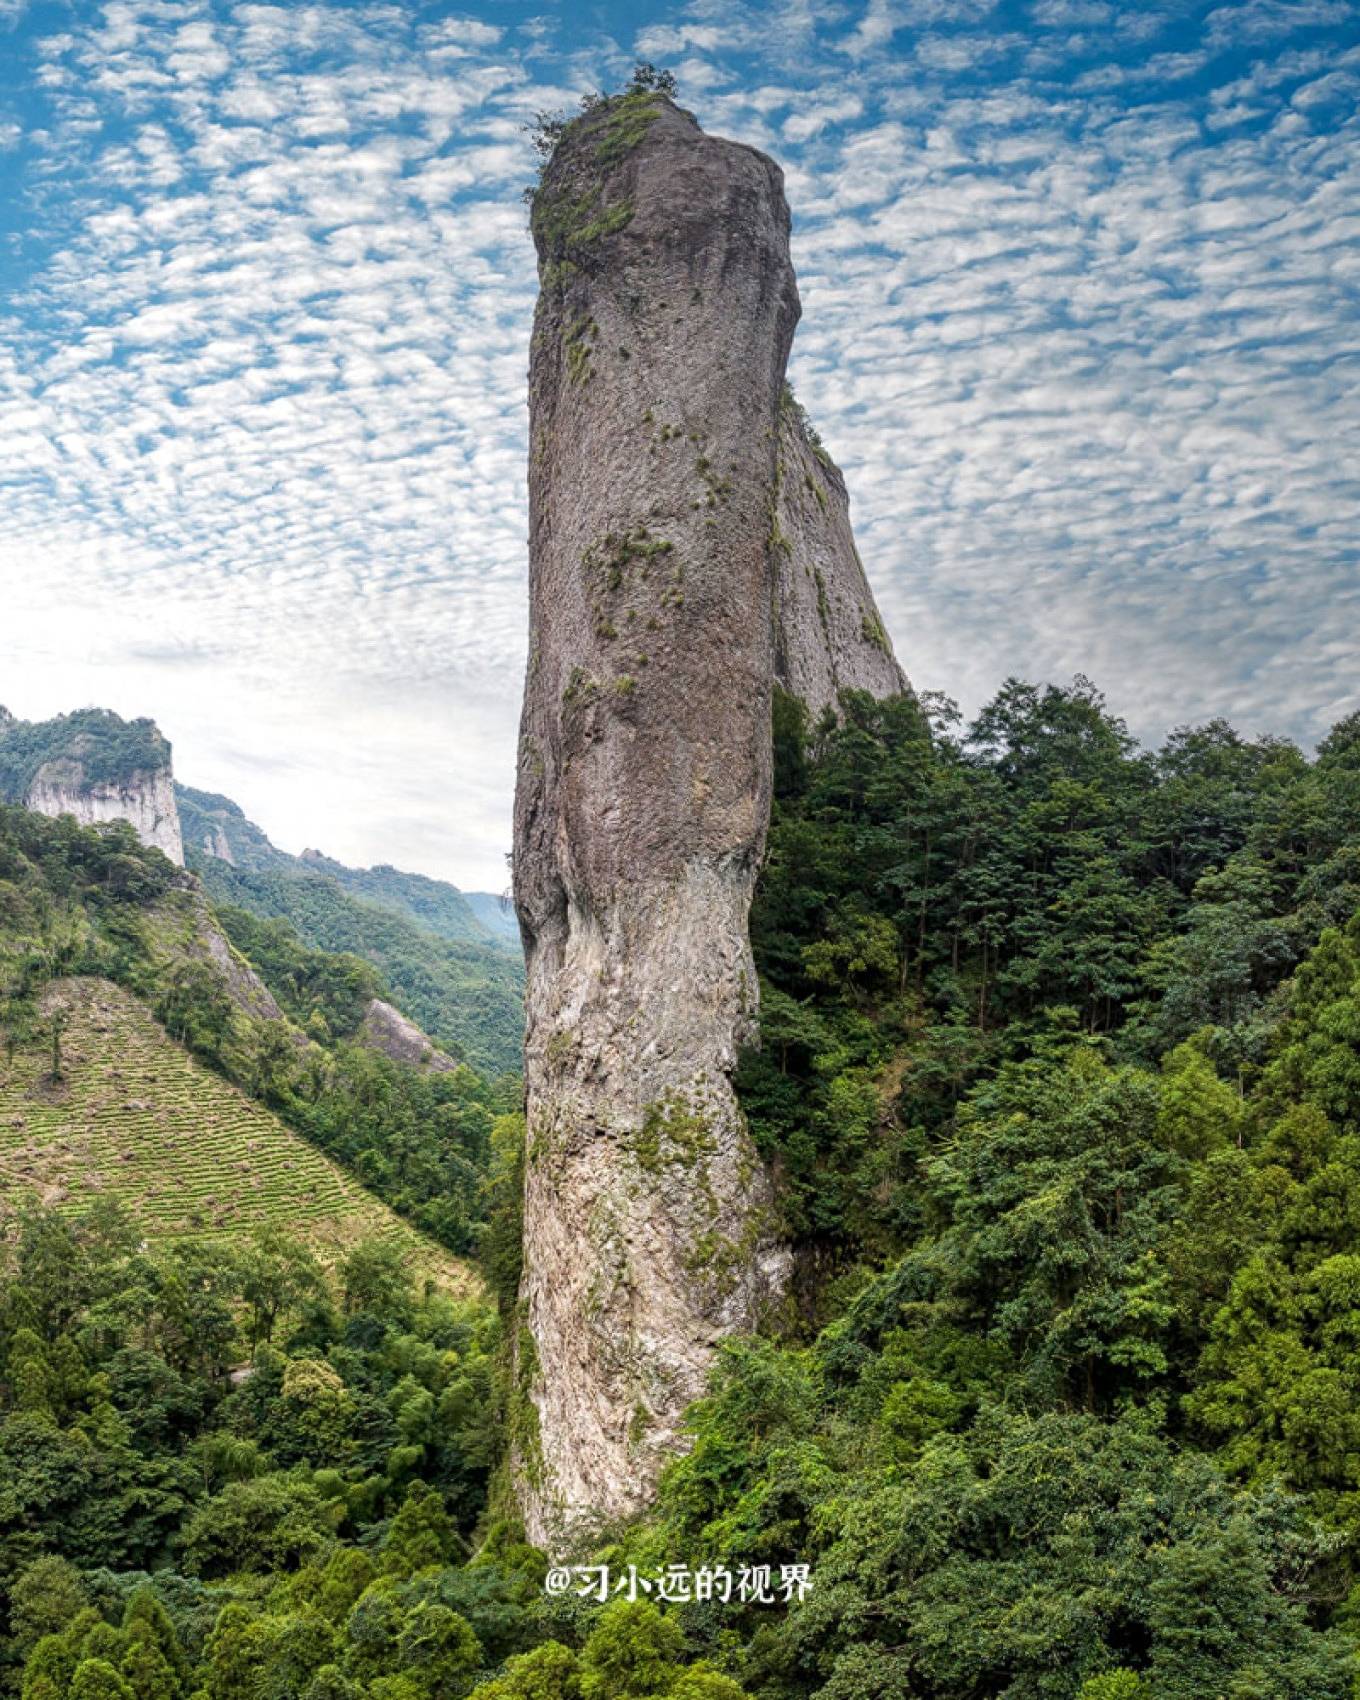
[512,92,907,1551]
[1,708,186,867]
[27,760,185,866]
[773,397,909,713]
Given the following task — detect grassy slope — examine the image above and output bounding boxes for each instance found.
[0,975,476,1296]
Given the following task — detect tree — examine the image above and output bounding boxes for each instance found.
[467,1641,581,1700]
[238,1230,325,1356]
[340,1240,412,1324]
[302,1670,363,1700]
[775,1410,1352,1698]
[10,1555,90,1664]
[579,1601,684,1700]
[21,1634,79,1700]
[916,1049,1181,1408]
[199,1605,258,1700]
[179,1477,336,1578]
[381,1482,457,1576]
[629,62,677,97]
[343,1580,406,1687]
[155,963,234,1059]
[69,1661,137,1700]
[1078,1676,1151,1700]
[312,1548,378,1626]
[7,1326,56,1419]
[668,1672,753,1700]
[393,1602,481,1697]
[276,1357,356,1463]
[119,1636,179,1700]
[123,1586,191,1693]
[154,1245,239,1379]
[252,1607,337,1700]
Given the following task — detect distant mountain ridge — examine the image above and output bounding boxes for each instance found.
[2,709,524,1075]
[177,785,523,1075]
[462,888,518,943]
[177,783,517,950]
[0,712,516,953]
[196,855,523,1076]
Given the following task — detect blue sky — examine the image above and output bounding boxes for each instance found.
[1,0,1357,888]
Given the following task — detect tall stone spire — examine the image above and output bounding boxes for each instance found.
[512,90,906,1550]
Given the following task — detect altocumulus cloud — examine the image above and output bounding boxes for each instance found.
[0,0,1357,885]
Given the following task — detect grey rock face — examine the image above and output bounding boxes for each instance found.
[204,824,236,863]
[512,94,906,1552]
[359,998,459,1073]
[193,903,285,1023]
[773,400,909,714]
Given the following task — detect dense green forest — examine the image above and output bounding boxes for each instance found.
[0,711,171,801]
[286,855,509,953]
[9,676,1360,1697]
[190,859,523,1079]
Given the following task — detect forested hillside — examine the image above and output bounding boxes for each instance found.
[648,678,1360,1696]
[10,677,1360,1699]
[0,807,508,1260]
[193,861,523,1078]
[176,786,523,1077]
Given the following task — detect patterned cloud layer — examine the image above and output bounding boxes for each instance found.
[1,0,1356,885]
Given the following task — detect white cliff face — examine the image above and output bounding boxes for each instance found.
[26,761,185,866]
[202,824,235,863]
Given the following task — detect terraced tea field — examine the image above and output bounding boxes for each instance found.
[0,978,476,1295]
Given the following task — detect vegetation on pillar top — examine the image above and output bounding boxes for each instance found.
[524,63,680,280]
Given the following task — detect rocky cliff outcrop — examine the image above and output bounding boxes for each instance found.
[1,708,186,866]
[27,759,185,866]
[359,998,459,1073]
[511,91,907,1550]
[199,822,236,863]
[190,901,286,1024]
[177,787,274,870]
[773,395,909,713]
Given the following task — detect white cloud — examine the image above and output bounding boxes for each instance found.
[1206,0,1354,46]
[783,92,863,140]
[635,22,736,55]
